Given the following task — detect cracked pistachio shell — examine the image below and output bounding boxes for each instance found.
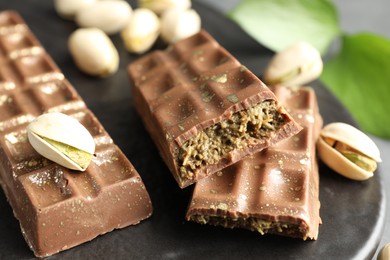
[139,0,191,15]
[160,7,201,44]
[27,113,95,171]
[121,8,160,54]
[54,0,97,20]
[317,122,381,181]
[69,28,119,77]
[264,42,323,86]
[76,0,132,35]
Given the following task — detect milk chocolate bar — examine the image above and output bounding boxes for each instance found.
[128,30,302,188]
[0,11,152,257]
[186,85,322,240]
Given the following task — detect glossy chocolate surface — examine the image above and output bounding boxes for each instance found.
[0,11,152,257]
[0,2,385,259]
[128,30,301,188]
[186,85,322,240]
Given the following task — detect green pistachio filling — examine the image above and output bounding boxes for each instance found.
[190,215,306,239]
[326,139,378,172]
[42,137,92,170]
[178,101,285,180]
[341,151,377,172]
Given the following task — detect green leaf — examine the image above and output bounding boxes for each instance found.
[320,33,390,138]
[228,0,340,55]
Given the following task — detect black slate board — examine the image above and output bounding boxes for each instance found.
[0,0,385,259]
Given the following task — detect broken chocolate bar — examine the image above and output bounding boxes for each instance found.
[128,30,301,188]
[186,85,322,240]
[0,11,152,257]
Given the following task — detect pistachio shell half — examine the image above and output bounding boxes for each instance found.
[317,122,381,181]
[27,112,95,171]
[264,42,323,86]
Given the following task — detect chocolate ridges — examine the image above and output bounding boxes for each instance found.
[0,11,152,257]
[186,85,322,240]
[128,30,301,188]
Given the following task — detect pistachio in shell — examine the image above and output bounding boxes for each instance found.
[264,42,323,87]
[27,112,95,171]
[68,28,119,77]
[139,0,191,15]
[378,243,390,260]
[317,122,381,181]
[121,8,160,54]
[160,7,201,44]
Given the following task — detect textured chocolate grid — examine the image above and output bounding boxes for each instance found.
[0,11,152,257]
[130,33,256,139]
[186,86,322,240]
[129,30,301,188]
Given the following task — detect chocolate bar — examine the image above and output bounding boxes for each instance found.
[128,30,302,188]
[186,85,322,240]
[0,11,152,257]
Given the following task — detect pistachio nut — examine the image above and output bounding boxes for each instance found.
[68,28,119,77]
[264,42,323,87]
[27,113,95,171]
[378,243,390,260]
[317,122,382,181]
[121,8,160,54]
[139,0,191,15]
[160,7,201,44]
[54,0,97,20]
[75,0,132,35]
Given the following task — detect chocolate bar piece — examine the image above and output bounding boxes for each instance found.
[128,30,301,188]
[0,11,152,257]
[186,85,322,240]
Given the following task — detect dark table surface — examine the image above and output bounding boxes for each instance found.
[0,0,389,259]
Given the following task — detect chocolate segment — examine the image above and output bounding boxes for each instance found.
[186,85,322,240]
[128,30,302,188]
[0,11,152,257]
